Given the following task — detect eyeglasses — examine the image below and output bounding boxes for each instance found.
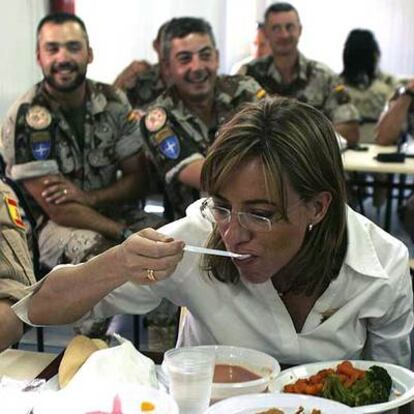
[201,198,285,233]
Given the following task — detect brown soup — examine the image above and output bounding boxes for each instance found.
[213,364,262,383]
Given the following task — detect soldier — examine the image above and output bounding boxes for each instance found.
[1,12,163,272]
[238,2,360,144]
[0,179,36,351]
[113,21,170,109]
[376,79,414,146]
[340,29,398,144]
[140,17,266,218]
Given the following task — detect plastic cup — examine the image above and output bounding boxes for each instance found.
[164,347,215,414]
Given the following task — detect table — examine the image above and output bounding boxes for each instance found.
[0,349,56,380]
[342,144,414,231]
[0,349,412,413]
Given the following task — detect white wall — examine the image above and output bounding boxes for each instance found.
[0,0,48,119]
[1,0,414,121]
[77,0,414,83]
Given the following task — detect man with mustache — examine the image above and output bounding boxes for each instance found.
[141,17,265,218]
[239,2,360,144]
[0,13,162,336]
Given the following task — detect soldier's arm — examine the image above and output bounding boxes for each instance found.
[0,299,24,351]
[87,151,149,207]
[113,60,152,90]
[177,159,204,190]
[334,121,359,145]
[376,83,414,146]
[23,177,125,240]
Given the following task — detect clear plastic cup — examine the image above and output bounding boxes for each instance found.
[164,347,215,414]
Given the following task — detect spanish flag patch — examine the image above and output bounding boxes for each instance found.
[4,196,25,229]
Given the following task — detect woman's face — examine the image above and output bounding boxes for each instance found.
[214,158,316,284]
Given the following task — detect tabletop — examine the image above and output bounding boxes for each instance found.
[342,144,414,175]
[0,349,56,381]
[0,349,411,413]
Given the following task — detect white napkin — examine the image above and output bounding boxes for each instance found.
[63,333,158,393]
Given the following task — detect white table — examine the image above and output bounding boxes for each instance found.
[0,349,56,381]
[342,144,414,231]
[342,144,414,175]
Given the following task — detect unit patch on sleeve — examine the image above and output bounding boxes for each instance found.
[4,196,25,229]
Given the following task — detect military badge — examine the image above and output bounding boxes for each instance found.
[154,126,176,144]
[159,135,180,160]
[30,131,52,160]
[144,107,167,132]
[4,195,25,229]
[334,84,351,104]
[127,109,145,122]
[25,105,52,130]
[256,88,267,100]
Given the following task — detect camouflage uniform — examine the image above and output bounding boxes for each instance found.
[124,63,166,109]
[1,80,161,269]
[141,74,265,218]
[0,179,35,303]
[239,54,359,124]
[341,72,398,143]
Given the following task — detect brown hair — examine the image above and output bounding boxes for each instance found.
[200,97,347,295]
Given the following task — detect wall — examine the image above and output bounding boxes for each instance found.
[0,0,48,119]
[1,0,413,121]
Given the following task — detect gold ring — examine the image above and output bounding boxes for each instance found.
[63,188,68,195]
[146,269,156,281]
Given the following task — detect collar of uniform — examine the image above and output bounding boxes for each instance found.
[267,53,308,83]
[36,79,102,115]
[343,206,388,279]
[86,80,108,116]
[297,53,310,82]
[214,76,234,108]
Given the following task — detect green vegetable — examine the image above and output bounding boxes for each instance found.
[321,365,392,407]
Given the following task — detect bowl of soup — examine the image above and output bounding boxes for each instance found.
[197,345,281,401]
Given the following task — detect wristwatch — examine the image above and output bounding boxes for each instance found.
[118,227,134,242]
[397,85,414,99]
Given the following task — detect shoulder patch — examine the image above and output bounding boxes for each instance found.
[159,135,180,159]
[3,195,25,229]
[30,131,52,160]
[333,84,351,104]
[25,105,51,130]
[145,107,167,132]
[256,88,267,99]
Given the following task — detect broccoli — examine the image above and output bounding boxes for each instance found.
[321,365,392,407]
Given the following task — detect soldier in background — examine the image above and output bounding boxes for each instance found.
[113,21,170,110]
[230,22,272,74]
[239,2,360,144]
[0,179,36,351]
[340,29,398,144]
[140,17,266,219]
[1,12,164,337]
[1,12,162,271]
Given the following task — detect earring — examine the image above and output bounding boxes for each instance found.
[308,223,314,232]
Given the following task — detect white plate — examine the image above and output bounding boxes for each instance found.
[33,384,178,414]
[203,393,357,413]
[270,360,414,413]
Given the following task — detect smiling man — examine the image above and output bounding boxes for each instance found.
[0,12,164,337]
[239,2,360,144]
[140,17,265,218]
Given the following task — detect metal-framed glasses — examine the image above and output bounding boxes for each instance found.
[201,198,279,233]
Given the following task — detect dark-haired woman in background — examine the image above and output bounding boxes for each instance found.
[340,29,398,144]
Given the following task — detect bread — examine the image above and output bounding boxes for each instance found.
[58,335,108,388]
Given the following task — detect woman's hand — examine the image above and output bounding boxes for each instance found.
[115,228,185,285]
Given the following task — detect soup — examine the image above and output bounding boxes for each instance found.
[213,364,262,383]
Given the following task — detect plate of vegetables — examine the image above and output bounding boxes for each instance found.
[269,360,414,413]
